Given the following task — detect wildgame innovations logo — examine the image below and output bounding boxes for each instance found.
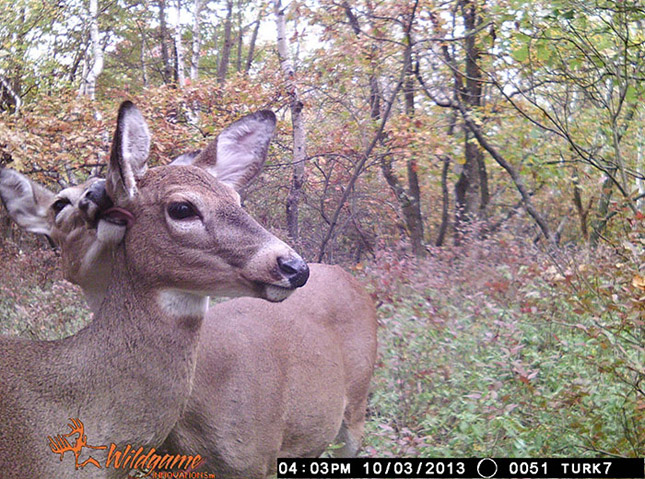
[47,418,214,478]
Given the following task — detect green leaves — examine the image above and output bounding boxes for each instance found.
[624,85,638,103]
[512,43,529,63]
[510,31,555,65]
[535,41,553,63]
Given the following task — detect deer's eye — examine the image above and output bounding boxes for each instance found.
[51,198,71,215]
[167,202,198,220]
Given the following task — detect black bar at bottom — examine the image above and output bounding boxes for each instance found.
[277,458,644,478]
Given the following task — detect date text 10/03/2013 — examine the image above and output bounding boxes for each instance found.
[276,457,644,479]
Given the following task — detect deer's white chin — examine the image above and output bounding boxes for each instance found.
[97,220,127,244]
[263,284,295,302]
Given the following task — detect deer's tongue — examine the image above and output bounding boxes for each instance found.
[101,207,135,227]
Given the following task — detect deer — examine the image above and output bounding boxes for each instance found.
[0,101,311,479]
[0,114,378,478]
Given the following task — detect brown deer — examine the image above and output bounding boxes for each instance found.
[0,101,309,479]
[0,115,378,478]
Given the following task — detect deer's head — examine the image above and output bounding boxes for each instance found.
[0,103,308,307]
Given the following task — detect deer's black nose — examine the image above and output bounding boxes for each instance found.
[79,179,113,222]
[277,256,310,288]
[84,180,112,211]
[78,179,114,225]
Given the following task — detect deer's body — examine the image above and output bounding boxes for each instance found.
[0,103,309,478]
[163,263,376,478]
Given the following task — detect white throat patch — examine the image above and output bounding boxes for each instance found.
[157,290,208,317]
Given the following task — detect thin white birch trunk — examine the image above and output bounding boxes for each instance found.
[0,75,21,113]
[83,0,103,99]
[190,0,203,80]
[174,0,185,87]
[141,32,148,87]
[274,0,306,242]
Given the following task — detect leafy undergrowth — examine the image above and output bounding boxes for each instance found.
[359,233,644,458]
[0,234,91,339]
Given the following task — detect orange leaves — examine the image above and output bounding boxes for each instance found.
[632,275,645,304]
[385,113,452,162]
[633,275,645,291]
[0,77,287,186]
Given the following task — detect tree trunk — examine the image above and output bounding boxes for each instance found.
[402,42,425,256]
[0,75,21,113]
[436,156,451,246]
[174,0,185,87]
[236,2,243,73]
[190,0,203,80]
[1,7,25,113]
[217,0,234,83]
[416,6,553,245]
[245,12,261,74]
[68,40,89,85]
[342,1,380,119]
[453,0,488,240]
[455,132,483,233]
[275,0,306,242]
[79,0,103,99]
[317,73,406,262]
[140,30,148,87]
[158,0,173,84]
[91,0,104,98]
[590,170,616,245]
[638,126,645,212]
[571,167,588,241]
[344,0,424,256]
[461,109,555,244]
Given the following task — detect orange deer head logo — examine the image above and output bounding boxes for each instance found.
[47,418,107,470]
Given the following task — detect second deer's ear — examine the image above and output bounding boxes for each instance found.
[0,168,55,235]
[192,110,276,192]
[106,101,151,202]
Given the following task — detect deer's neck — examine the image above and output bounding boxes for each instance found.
[50,247,206,448]
[0,249,208,478]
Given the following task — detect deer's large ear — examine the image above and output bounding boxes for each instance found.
[106,101,150,202]
[0,168,55,235]
[192,110,276,192]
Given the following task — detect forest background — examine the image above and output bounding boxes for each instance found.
[0,0,644,458]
